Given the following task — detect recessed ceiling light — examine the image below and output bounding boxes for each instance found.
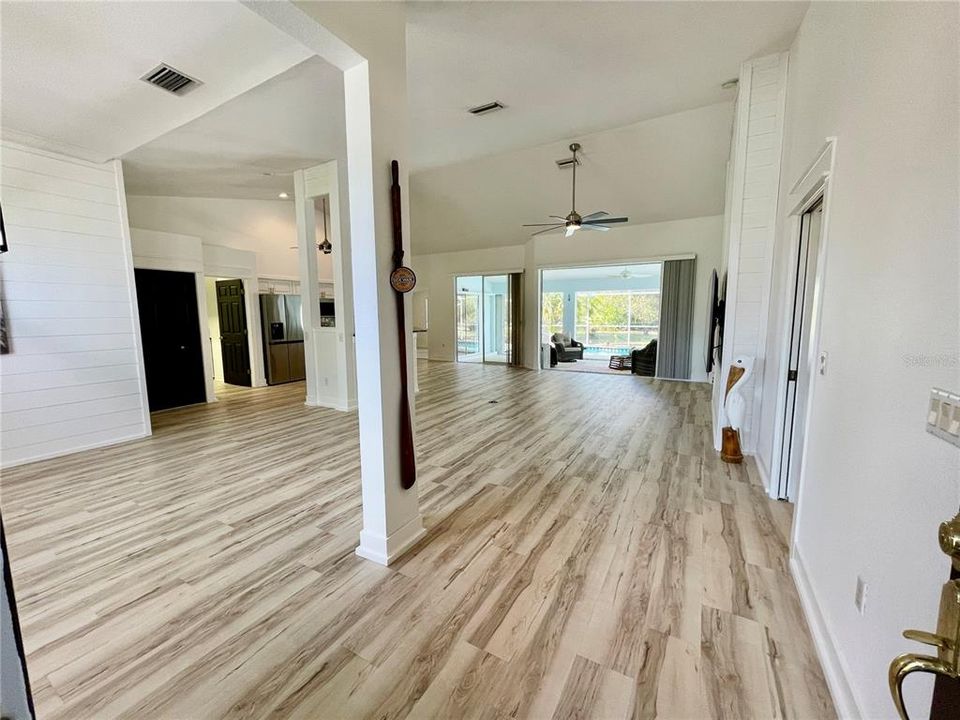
[278,192,289,199]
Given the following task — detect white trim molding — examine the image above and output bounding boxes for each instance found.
[355,514,427,566]
[768,138,838,502]
[791,546,864,718]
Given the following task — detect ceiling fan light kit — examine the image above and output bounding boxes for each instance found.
[523,143,628,237]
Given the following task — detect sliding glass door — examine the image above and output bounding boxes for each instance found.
[456,276,482,363]
[456,275,510,364]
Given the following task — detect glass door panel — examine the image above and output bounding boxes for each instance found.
[482,275,508,364]
[455,276,482,363]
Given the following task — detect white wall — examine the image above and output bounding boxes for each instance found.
[414,215,722,381]
[414,245,526,361]
[0,142,150,468]
[125,194,334,281]
[757,3,960,717]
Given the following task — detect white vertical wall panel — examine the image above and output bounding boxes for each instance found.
[0,142,150,467]
[713,53,789,464]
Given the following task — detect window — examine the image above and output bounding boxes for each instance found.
[541,292,564,339]
[574,290,660,357]
[456,291,480,359]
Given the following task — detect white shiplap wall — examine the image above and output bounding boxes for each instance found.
[713,53,789,460]
[0,142,150,468]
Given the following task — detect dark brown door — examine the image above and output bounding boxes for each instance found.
[216,279,251,386]
[932,556,960,718]
[135,269,206,411]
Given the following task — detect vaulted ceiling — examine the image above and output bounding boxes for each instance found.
[410,101,734,253]
[1,1,807,227]
[406,1,807,169]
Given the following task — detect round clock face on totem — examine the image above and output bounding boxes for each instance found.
[390,266,417,293]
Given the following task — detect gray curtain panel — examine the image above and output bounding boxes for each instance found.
[659,258,696,379]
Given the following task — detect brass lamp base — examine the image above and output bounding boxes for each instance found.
[720,427,743,464]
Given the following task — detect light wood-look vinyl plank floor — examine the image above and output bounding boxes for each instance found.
[1,361,835,719]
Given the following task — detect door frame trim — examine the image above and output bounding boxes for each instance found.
[768,138,837,506]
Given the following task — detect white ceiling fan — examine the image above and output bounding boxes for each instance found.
[523,143,628,237]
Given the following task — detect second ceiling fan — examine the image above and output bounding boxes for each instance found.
[524,143,628,237]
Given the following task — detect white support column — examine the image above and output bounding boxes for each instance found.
[242,0,423,566]
[344,59,424,565]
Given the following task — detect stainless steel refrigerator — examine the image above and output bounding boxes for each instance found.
[259,294,306,385]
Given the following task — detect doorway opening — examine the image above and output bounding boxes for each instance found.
[204,277,253,394]
[776,196,824,499]
[539,263,662,376]
[455,274,510,364]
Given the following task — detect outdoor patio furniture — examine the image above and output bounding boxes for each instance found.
[608,354,632,370]
[631,339,658,376]
[551,333,584,362]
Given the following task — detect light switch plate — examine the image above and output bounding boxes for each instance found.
[927,388,960,448]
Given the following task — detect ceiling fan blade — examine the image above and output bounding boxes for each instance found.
[581,223,609,231]
[584,217,628,224]
[523,222,566,227]
[581,211,609,221]
[530,224,565,236]
[549,215,568,222]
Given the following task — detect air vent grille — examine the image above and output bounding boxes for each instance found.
[141,64,201,96]
[468,101,505,116]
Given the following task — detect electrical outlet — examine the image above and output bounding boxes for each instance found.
[854,576,868,615]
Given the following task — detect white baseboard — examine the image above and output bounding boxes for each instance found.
[755,453,772,495]
[1,430,150,469]
[305,397,356,412]
[355,515,427,566]
[790,547,863,719]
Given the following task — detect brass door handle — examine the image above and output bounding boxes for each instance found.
[889,512,960,720]
[889,636,958,720]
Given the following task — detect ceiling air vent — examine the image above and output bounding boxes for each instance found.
[140,63,202,96]
[468,101,505,116]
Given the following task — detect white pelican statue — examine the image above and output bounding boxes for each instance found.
[721,355,754,463]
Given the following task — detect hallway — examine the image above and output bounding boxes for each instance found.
[2,362,833,719]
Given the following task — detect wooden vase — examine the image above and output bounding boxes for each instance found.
[720,426,743,464]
